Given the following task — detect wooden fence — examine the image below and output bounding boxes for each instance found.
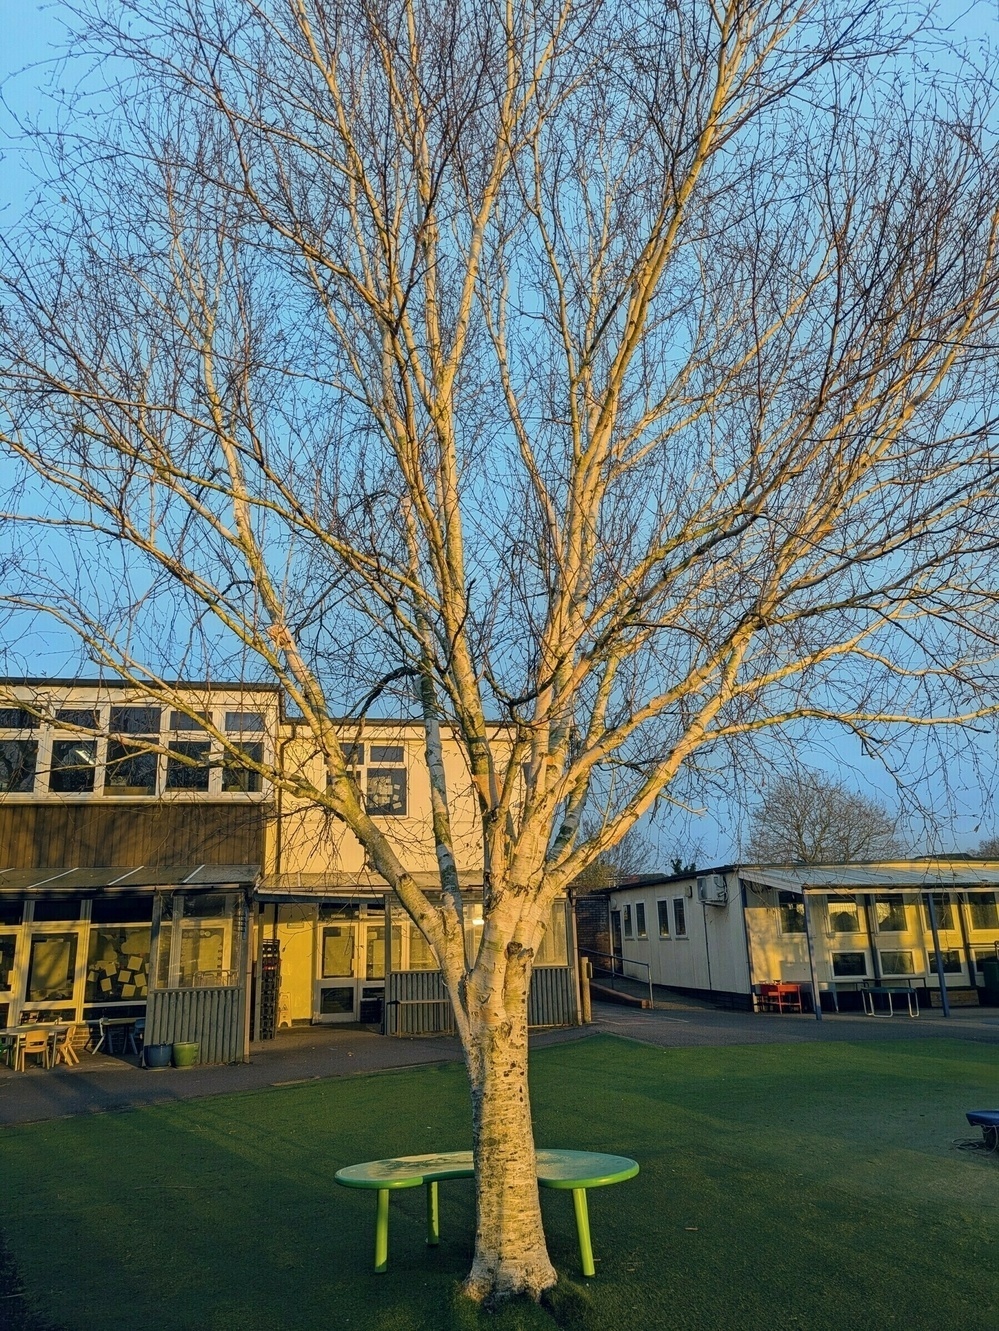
[146,984,246,1063]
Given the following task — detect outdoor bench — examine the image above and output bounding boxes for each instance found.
[335,1147,639,1276]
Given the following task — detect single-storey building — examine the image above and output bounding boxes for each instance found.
[606,861,999,1015]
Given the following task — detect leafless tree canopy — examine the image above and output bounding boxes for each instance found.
[2,0,999,1302]
[745,768,901,862]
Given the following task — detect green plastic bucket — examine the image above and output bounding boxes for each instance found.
[171,1041,200,1068]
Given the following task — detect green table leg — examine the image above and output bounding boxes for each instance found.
[374,1188,390,1272]
[572,1188,595,1277]
[426,1180,440,1245]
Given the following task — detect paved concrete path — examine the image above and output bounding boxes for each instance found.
[1,1000,995,1127]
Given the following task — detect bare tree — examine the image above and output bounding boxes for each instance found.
[3,0,999,1306]
[976,836,999,858]
[745,769,901,863]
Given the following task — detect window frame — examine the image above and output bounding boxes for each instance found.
[635,902,647,939]
[672,897,687,938]
[657,899,670,938]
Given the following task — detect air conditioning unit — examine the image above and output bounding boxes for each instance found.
[697,874,728,905]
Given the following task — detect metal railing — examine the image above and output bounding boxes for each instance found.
[580,948,654,1009]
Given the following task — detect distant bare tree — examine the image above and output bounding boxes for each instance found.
[746,770,901,863]
[2,0,999,1307]
[977,837,999,858]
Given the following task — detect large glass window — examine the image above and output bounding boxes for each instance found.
[49,739,97,792]
[832,951,867,977]
[922,892,955,930]
[166,741,211,790]
[778,891,806,934]
[86,925,151,1002]
[827,895,862,933]
[225,711,264,735]
[222,742,263,792]
[366,768,406,815]
[673,898,687,938]
[929,949,963,974]
[623,905,633,939]
[875,897,908,933]
[635,903,647,939]
[0,739,37,792]
[657,900,670,937]
[105,741,158,795]
[0,707,38,728]
[26,933,78,1001]
[54,708,97,729]
[969,893,999,931]
[110,706,161,734]
[153,893,235,988]
[169,710,208,731]
[879,949,915,975]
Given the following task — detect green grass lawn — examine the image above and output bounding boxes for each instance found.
[0,1035,997,1331]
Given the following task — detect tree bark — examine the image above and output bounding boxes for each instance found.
[461,953,557,1304]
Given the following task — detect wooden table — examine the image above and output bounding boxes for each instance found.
[335,1148,639,1276]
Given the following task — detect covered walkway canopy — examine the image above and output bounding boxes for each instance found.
[739,860,999,1020]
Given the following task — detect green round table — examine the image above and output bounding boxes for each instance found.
[335,1147,639,1275]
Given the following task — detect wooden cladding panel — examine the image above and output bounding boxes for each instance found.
[0,802,269,869]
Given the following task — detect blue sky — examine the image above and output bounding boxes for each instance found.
[3,3,999,864]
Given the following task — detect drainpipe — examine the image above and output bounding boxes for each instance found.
[802,888,822,1022]
[925,891,951,1018]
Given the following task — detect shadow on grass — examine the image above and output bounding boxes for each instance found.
[0,1231,66,1331]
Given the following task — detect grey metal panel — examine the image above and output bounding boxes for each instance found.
[386,966,578,1034]
[387,970,454,1035]
[146,985,245,1062]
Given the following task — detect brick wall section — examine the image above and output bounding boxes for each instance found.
[574,892,611,957]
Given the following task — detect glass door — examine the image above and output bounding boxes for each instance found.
[315,921,357,1022]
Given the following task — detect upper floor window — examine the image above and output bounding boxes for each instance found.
[225,711,264,735]
[0,707,38,729]
[48,739,97,792]
[105,740,158,795]
[0,739,37,792]
[333,742,407,815]
[169,710,208,731]
[111,706,161,734]
[222,742,263,792]
[54,708,97,729]
[165,741,211,790]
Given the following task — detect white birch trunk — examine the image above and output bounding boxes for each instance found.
[460,945,557,1304]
